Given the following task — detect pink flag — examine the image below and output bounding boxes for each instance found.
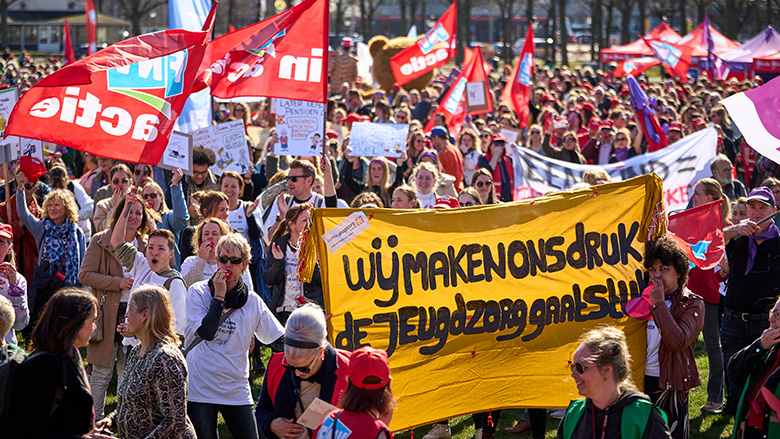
[702,12,730,79]
[722,77,780,165]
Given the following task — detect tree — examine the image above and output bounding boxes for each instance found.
[637,0,646,35]
[494,0,520,62]
[615,0,634,44]
[0,0,7,49]
[118,0,167,36]
[603,0,614,48]
[359,0,385,41]
[558,0,567,65]
[589,0,601,60]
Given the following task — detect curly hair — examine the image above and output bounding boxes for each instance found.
[643,235,690,288]
[41,189,79,224]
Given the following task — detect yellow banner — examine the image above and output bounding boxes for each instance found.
[310,174,666,431]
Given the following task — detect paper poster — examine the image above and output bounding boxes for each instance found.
[296,398,338,430]
[0,87,19,159]
[500,128,522,145]
[273,99,325,156]
[190,120,253,175]
[466,81,490,113]
[19,137,43,162]
[158,131,193,175]
[348,122,409,158]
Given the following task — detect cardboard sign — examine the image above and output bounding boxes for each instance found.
[500,127,522,145]
[191,120,253,175]
[348,122,408,158]
[465,81,490,113]
[273,99,326,156]
[158,131,194,175]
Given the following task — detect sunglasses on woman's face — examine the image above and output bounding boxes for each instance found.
[283,354,318,374]
[563,137,576,142]
[459,201,475,207]
[481,134,491,139]
[218,255,245,265]
[112,178,130,185]
[570,361,590,375]
[615,136,628,142]
[475,180,491,188]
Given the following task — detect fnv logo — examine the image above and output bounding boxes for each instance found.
[106,50,188,118]
[417,24,450,54]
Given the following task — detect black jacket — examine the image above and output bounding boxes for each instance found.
[7,349,94,439]
[263,234,323,317]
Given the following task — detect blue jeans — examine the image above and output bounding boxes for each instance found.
[187,401,259,439]
[702,302,724,404]
[720,310,769,414]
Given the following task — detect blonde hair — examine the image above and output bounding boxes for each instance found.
[411,162,441,194]
[130,285,179,345]
[0,295,14,336]
[582,168,611,185]
[215,233,252,264]
[578,326,635,391]
[192,218,231,251]
[41,189,79,224]
[141,181,170,214]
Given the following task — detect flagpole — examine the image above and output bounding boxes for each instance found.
[321,0,329,158]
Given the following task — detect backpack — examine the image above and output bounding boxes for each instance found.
[0,344,26,418]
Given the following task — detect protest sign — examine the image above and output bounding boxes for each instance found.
[191,120,253,175]
[308,174,665,430]
[465,81,490,113]
[348,123,409,158]
[511,127,717,213]
[500,127,522,145]
[158,131,193,175]
[273,99,326,156]
[19,138,43,162]
[0,87,19,157]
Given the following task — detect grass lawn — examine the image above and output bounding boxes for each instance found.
[92,334,734,439]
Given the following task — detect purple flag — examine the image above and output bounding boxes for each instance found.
[703,12,730,79]
[722,77,780,165]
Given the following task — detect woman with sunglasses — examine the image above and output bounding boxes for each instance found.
[264,203,323,324]
[398,130,427,181]
[178,191,230,263]
[457,187,482,208]
[471,169,498,205]
[181,218,254,290]
[608,128,640,164]
[185,233,284,439]
[141,169,189,268]
[525,124,544,155]
[558,326,670,439]
[255,303,351,439]
[93,164,133,233]
[542,130,586,164]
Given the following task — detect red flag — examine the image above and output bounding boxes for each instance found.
[229,24,236,33]
[5,5,217,165]
[424,45,485,136]
[500,26,534,128]
[463,47,492,75]
[464,46,493,116]
[667,199,725,270]
[195,0,328,103]
[63,19,76,65]
[390,1,456,86]
[612,57,660,78]
[85,0,97,55]
[643,37,693,83]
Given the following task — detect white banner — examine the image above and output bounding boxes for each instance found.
[511,128,718,213]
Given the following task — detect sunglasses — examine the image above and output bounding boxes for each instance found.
[134,169,151,176]
[112,178,130,185]
[23,182,34,190]
[615,137,628,141]
[475,181,492,188]
[570,361,590,375]
[480,134,491,138]
[459,201,475,207]
[218,255,245,265]
[143,193,158,200]
[283,355,318,374]
[530,130,541,135]
[286,175,305,182]
[563,137,576,142]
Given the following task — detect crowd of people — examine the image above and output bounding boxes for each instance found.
[0,40,777,439]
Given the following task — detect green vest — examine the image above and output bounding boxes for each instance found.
[561,397,667,439]
[733,350,780,439]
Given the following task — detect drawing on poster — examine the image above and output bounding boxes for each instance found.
[0,88,19,154]
[20,138,43,162]
[274,99,325,156]
[190,120,252,175]
[159,131,193,175]
[348,123,409,158]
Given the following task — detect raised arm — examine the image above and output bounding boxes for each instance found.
[110,189,137,250]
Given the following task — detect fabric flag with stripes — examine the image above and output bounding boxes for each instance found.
[722,76,780,165]
[194,0,328,103]
[390,1,456,86]
[668,199,725,270]
[612,57,660,78]
[643,37,693,83]
[500,26,534,128]
[4,4,217,165]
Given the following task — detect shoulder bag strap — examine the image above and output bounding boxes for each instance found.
[182,308,236,357]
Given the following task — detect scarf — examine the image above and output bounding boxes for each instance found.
[43,219,79,286]
[208,276,249,310]
[746,223,780,275]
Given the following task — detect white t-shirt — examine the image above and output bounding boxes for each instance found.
[258,193,324,237]
[644,299,671,377]
[283,244,302,308]
[228,201,252,241]
[0,273,28,345]
[598,141,613,165]
[417,191,436,209]
[180,256,255,292]
[185,280,284,405]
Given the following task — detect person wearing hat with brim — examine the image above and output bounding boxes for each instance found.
[719,187,780,415]
[313,346,396,439]
[477,134,515,202]
[667,122,684,144]
[429,126,464,192]
[0,156,51,206]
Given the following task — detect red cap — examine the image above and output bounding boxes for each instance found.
[589,117,602,130]
[0,224,12,241]
[620,85,630,96]
[541,93,556,103]
[434,196,460,209]
[756,76,764,85]
[692,116,706,127]
[599,119,615,130]
[668,121,683,132]
[344,113,362,123]
[19,156,46,183]
[349,346,391,389]
[325,129,339,139]
[626,286,654,321]
[359,115,371,122]
[491,133,506,143]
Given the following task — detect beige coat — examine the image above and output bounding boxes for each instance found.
[79,229,146,368]
[92,198,115,234]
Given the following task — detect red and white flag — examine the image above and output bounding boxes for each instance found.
[612,57,660,78]
[464,46,492,116]
[500,26,534,128]
[722,76,780,165]
[195,0,328,103]
[5,5,216,164]
[643,37,693,83]
[63,19,76,65]
[668,199,725,270]
[390,1,456,86]
[85,0,97,54]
